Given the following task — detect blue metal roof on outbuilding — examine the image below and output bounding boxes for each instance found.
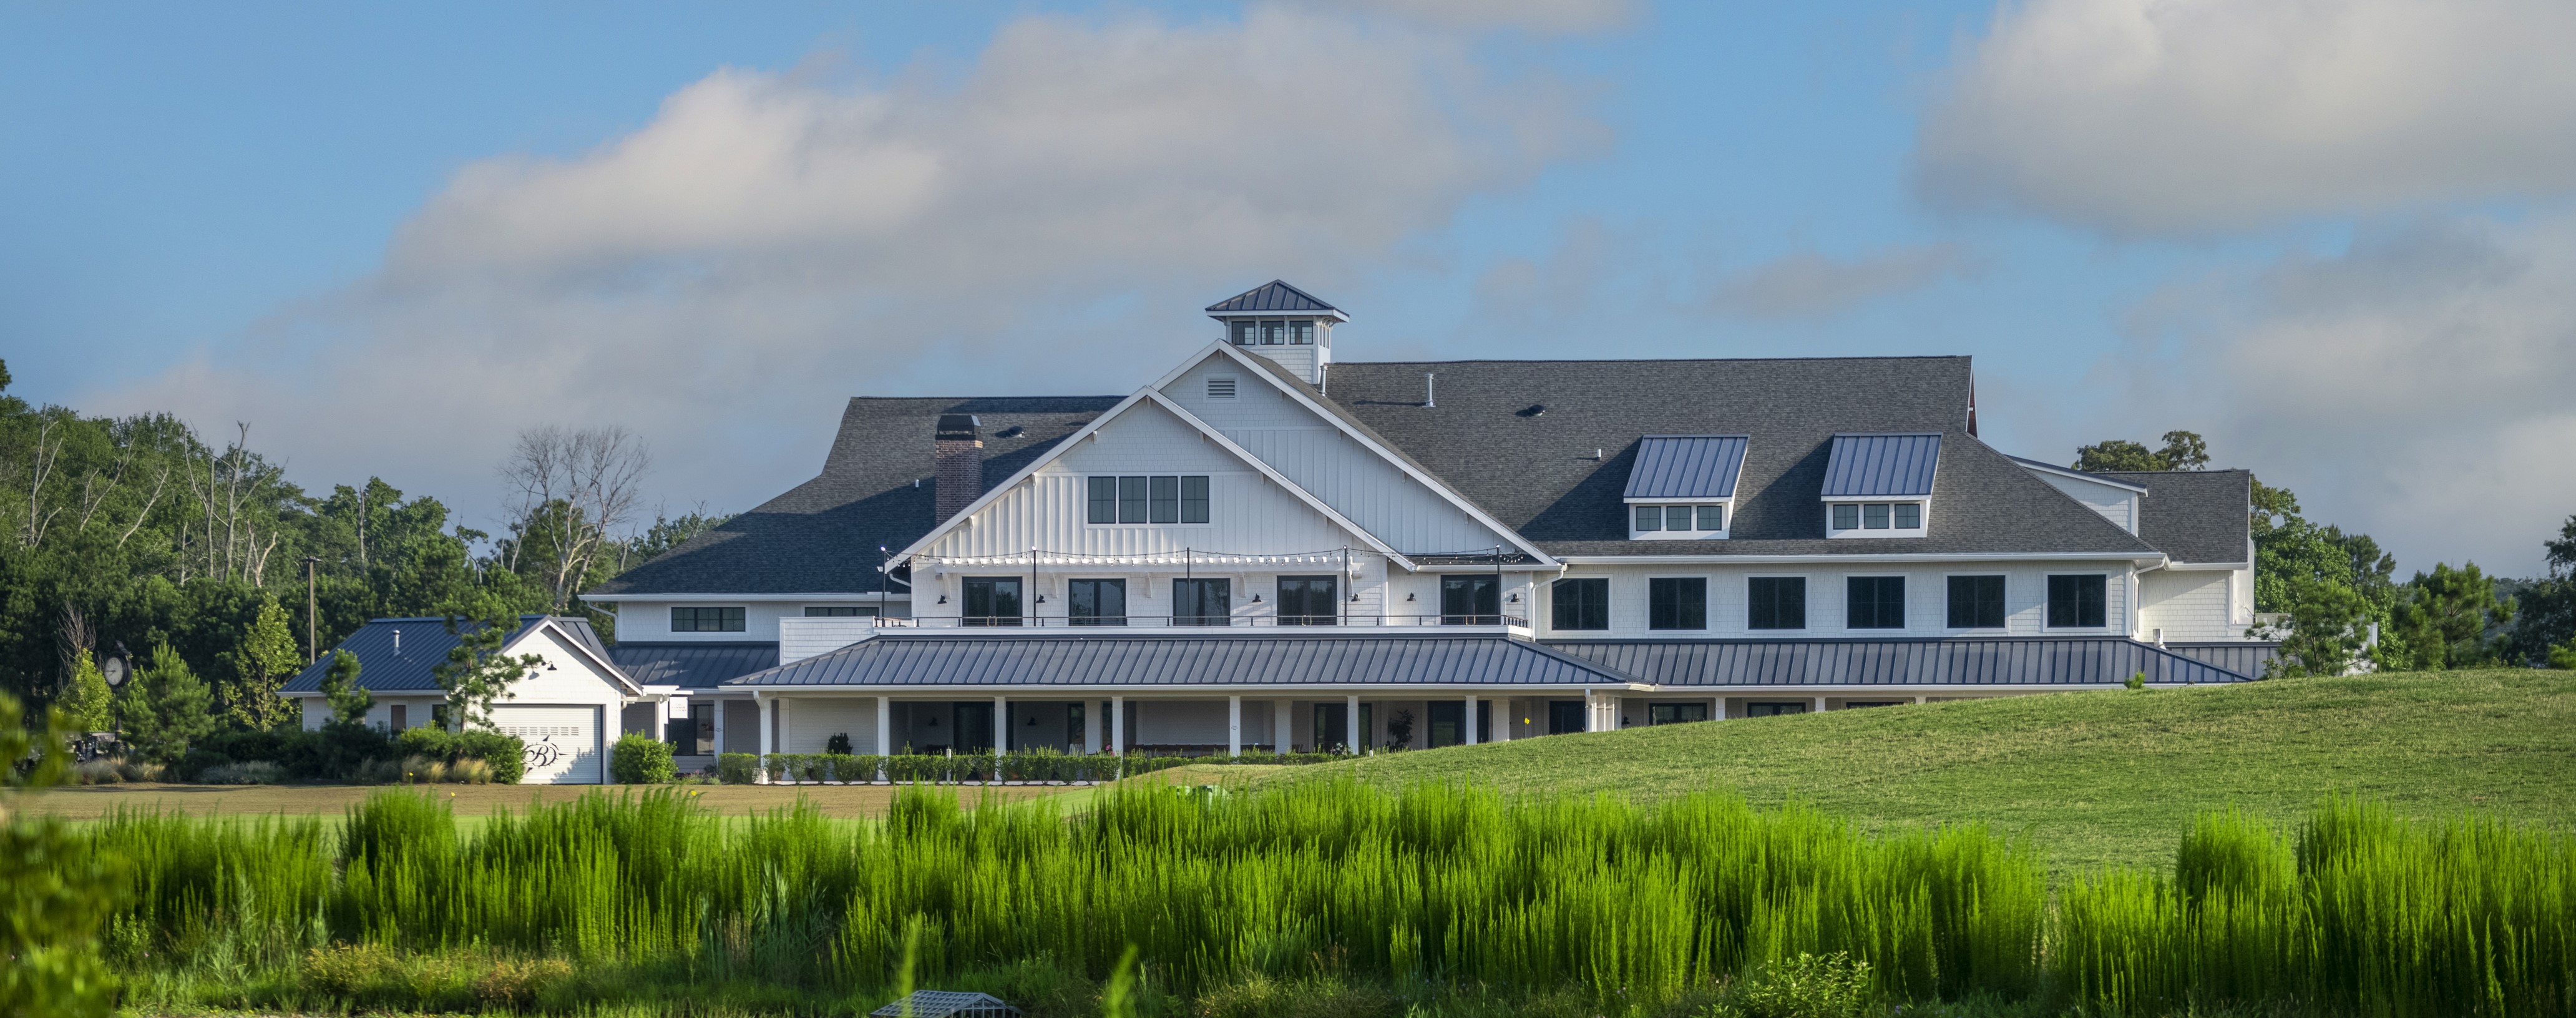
[1623,435,1750,500]
[1204,280,1345,317]
[724,634,1639,688]
[1820,433,1941,497]
[1546,637,2252,687]
[282,616,545,693]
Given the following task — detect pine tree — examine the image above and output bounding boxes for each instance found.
[320,649,371,728]
[117,642,215,765]
[225,595,301,730]
[55,650,113,735]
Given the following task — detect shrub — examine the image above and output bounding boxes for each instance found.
[401,755,449,784]
[70,760,122,785]
[610,733,676,784]
[453,730,525,785]
[1707,953,1876,1018]
[115,760,165,783]
[715,752,760,784]
[198,761,286,785]
[447,758,495,784]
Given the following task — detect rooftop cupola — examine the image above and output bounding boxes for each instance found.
[1205,280,1347,385]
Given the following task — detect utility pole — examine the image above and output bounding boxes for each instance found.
[303,555,321,664]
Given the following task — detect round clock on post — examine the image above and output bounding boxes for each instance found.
[100,652,129,688]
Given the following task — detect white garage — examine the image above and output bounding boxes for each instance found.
[490,705,607,785]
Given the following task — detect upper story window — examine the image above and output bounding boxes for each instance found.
[671,606,745,632]
[804,605,880,617]
[1845,576,1905,629]
[1631,503,1727,539]
[1946,575,2006,629]
[1649,577,1707,630]
[1747,577,1807,630]
[1827,501,1924,536]
[1229,319,1316,346]
[1087,476,1210,524]
[2046,574,2109,629]
[1551,577,1608,631]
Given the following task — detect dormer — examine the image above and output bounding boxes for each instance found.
[1624,435,1748,540]
[1821,433,1938,538]
[1206,280,1347,385]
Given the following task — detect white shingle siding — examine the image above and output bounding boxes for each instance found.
[2140,569,2238,642]
[2032,472,2140,534]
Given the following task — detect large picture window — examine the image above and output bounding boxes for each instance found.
[1068,579,1126,626]
[1551,577,1609,631]
[1276,575,1339,625]
[1947,575,2006,629]
[1649,577,1707,630]
[1173,578,1231,626]
[671,606,745,632]
[1846,576,1905,629]
[963,577,1023,626]
[2047,574,2109,629]
[1747,577,1807,630]
[1440,575,1500,625]
[1090,475,1210,524]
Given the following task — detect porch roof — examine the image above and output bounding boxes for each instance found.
[722,632,1639,688]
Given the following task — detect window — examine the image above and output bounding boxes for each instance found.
[1428,700,1463,748]
[1277,575,1339,625]
[1747,702,1808,717]
[1698,504,1726,531]
[1092,476,1209,524]
[1648,703,1709,725]
[1832,504,1860,529]
[1547,700,1585,735]
[1832,502,1925,532]
[1441,575,1500,625]
[1634,505,1662,532]
[1173,578,1231,625]
[389,704,407,732]
[1747,577,1807,630]
[1863,503,1891,529]
[1846,576,1905,629]
[1290,320,1314,344]
[1666,506,1697,531]
[963,577,1023,626]
[1230,321,1256,345]
[1206,376,1237,399]
[1845,700,1906,709]
[688,702,713,755]
[1947,575,2006,629]
[804,605,879,617]
[671,606,745,632]
[2047,574,2108,629]
[1634,504,1727,536]
[1260,320,1286,345]
[1895,503,1921,529]
[1551,577,1609,631]
[1068,579,1126,626]
[1649,577,1707,630]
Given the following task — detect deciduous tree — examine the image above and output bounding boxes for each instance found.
[223,595,299,730]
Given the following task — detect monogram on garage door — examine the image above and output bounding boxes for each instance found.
[489,705,605,784]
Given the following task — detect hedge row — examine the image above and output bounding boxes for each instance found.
[709,750,1345,785]
[177,725,526,784]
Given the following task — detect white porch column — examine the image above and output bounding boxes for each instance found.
[1111,695,1126,756]
[755,693,774,783]
[1228,695,1242,757]
[994,695,1009,755]
[1914,695,1927,705]
[1713,697,1725,722]
[1084,699,1103,754]
[876,697,892,756]
[711,698,727,755]
[1272,699,1292,752]
[1464,695,1478,745]
[1345,694,1361,753]
[1813,695,1827,715]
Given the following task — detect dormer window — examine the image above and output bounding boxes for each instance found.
[1230,319,1315,346]
[1820,433,1938,539]
[1622,434,1748,542]
[1632,504,1726,538]
[1830,502,1924,534]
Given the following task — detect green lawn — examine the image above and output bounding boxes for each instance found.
[1282,669,2576,873]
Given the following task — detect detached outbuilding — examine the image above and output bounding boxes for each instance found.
[280,615,670,784]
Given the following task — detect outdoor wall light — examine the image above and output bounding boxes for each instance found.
[1251,594,1262,603]
[1405,592,1416,602]
[928,717,940,727]
[1036,595,1047,604]
[1507,593,1520,604]
[1349,593,1360,602]
[936,595,948,604]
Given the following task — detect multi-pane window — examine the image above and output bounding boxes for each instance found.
[1229,319,1316,345]
[1173,578,1231,625]
[963,577,1023,626]
[2047,574,2109,629]
[1088,476,1210,524]
[804,605,879,617]
[1440,575,1501,625]
[1551,577,1609,631]
[1647,703,1709,725]
[1845,576,1906,629]
[1649,577,1707,630]
[1633,504,1726,534]
[1068,579,1126,626]
[671,607,746,632]
[1276,575,1339,625]
[1747,577,1807,630]
[1831,502,1925,531]
[1747,702,1808,717]
[1947,575,2006,629]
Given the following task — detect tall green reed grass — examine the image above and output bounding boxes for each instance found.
[75,785,2576,1015]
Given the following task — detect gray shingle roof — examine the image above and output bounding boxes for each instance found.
[1320,358,2160,559]
[1820,433,1941,498]
[588,396,1121,595]
[1625,436,1750,500]
[1205,280,1343,316]
[1547,637,2253,687]
[723,633,1639,688]
[607,642,780,690]
[2092,469,2253,565]
[283,615,556,693]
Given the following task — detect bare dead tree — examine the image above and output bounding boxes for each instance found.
[55,601,94,692]
[499,424,651,612]
[20,416,64,549]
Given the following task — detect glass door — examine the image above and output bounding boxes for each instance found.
[1276,575,1339,625]
[963,577,1023,626]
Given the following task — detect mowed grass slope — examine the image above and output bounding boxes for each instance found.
[1291,669,2576,872]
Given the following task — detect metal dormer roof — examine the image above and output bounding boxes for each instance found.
[1204,280,1349,320]
[1820,433,1942,499]
[1624,435,1751,501]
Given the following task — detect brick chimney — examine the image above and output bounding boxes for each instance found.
[934,413,984,522]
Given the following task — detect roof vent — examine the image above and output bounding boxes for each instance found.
[1517,404,1546,418]
[993,426,1024,439]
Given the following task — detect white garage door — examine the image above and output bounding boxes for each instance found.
[490,705,603,784]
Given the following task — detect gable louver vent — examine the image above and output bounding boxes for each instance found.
[1207,376,1239,399]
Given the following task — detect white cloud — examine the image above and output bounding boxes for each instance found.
[1707,244,1974,319]
[1284,0,1635,34]
[1918,0,2576,234]
[2103,214,2576,575]
[96,7,1604,526]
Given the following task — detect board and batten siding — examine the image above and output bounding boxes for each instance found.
[1535,561,2139,640]
[1163,355,1520,556]
[2139,568,2238,642]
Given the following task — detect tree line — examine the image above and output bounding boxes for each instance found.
[0,358,727,731]
[2074,431,2575,676]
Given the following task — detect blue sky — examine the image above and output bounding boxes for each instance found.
[7,0,2573,574]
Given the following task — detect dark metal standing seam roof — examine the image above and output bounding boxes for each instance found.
[1204,280,1344,316]
[1545,638,2253,687]
[723,634,1641,688]
[1624,436,1751,500]
[1820,433,1943,498]
[282,615,552,693]
[608,642,782,689]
